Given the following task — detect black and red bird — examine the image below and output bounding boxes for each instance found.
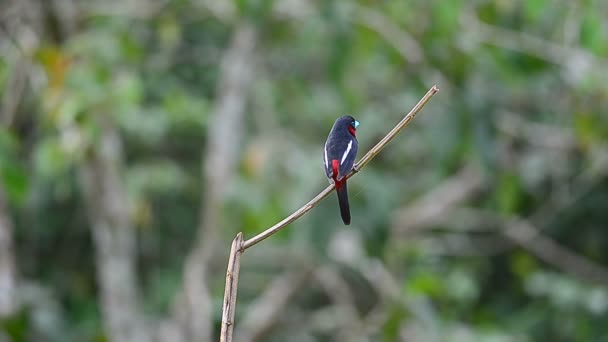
[323,115,359,225]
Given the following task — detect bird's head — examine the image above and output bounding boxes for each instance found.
[335,115,359,137]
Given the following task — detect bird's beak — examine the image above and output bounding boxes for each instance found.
[354,120,360,129]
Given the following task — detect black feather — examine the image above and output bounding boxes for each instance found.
[336,182,351,225]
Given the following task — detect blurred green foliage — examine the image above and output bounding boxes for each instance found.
[1,0,608,341]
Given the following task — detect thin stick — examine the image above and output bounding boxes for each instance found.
[219,233,244,342]
[353,85,439,172]
[242,85,439,250]
[219,85,439,342]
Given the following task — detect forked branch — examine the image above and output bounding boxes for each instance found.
[219,85,439,342]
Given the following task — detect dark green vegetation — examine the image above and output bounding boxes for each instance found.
[1,1,607,341]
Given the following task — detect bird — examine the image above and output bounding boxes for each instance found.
[323,115,359,225]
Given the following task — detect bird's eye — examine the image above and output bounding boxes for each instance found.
[352,120,360,129]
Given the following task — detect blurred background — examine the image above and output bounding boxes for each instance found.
[1,0,608,341]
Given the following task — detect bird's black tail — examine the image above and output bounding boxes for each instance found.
[336,182,351,225]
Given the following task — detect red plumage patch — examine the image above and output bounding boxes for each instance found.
[348,126,357,137]
[331,159,344,188]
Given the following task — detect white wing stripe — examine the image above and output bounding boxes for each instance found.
[324,143,329,169]
[340,140,352,165]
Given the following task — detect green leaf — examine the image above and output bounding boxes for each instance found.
[496,172,522,214]
[407,272,444,297]
[34,138,72,178]
[581,11,605,55]
[1,163,29,203]
[524,0,547,22]
[510,252,537,278]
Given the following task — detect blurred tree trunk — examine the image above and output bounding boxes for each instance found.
[0,187,18,317]
[79,115,149,342]
[161,23,257,342]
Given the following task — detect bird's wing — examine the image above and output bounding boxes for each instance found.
[337,138,357,179]
[325,134,358,180]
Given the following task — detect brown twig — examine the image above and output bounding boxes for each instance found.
[220,233,244,342]
[242,85,439,250]
[219,85,439,342]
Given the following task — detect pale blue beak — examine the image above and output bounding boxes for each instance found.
[354,120,360,128]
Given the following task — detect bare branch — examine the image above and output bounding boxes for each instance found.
[220,233,244,342]
[219,85,439,341]
[242,85,439,250]
[353,86,439,172]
